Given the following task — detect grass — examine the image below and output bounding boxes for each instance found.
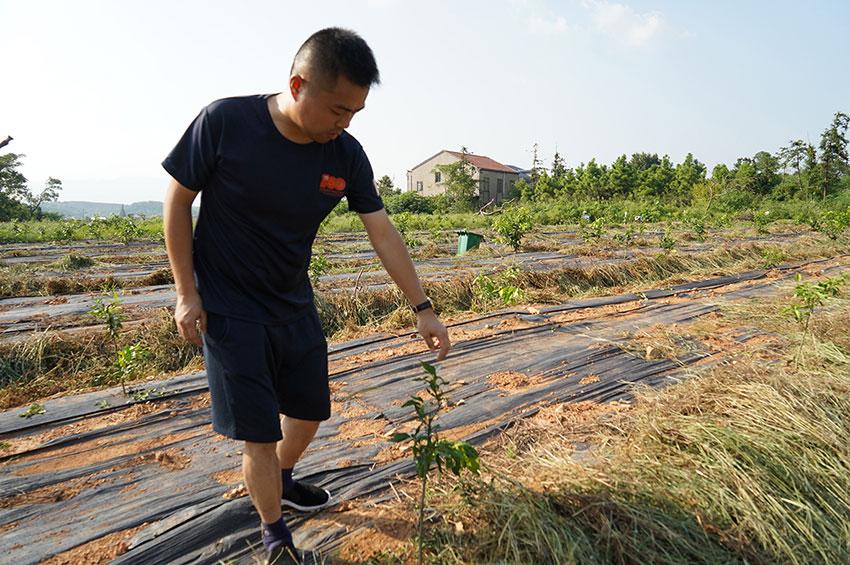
[365,282,850,565]
[2,234,847,407]
[0,308,201,409]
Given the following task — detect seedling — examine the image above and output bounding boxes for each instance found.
[309,253,330,284]
[660,228,677,252]
[19,403,46,418]
[96,400,111,409]
[753,210,772,235]
[89,292,128,395]
[473,266,525,310]
[130,386,166,402]
[817,210,848,240]
[783,273,848,365]
[684,215,706,241]
[492,206,532,251]
[579,217,606,243]
[390,362,480,565]
[613,223,636,244]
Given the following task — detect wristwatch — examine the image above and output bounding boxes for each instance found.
[411,298,433,314]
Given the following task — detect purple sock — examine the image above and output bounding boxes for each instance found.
[261,516,292,551]
[282,467,295,492]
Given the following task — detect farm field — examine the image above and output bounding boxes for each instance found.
[1,221,849,563]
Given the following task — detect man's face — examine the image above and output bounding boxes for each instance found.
[293,74,369,143]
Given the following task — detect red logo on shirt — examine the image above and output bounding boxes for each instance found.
[319,174,347,197]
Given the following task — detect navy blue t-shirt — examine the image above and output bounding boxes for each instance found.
[162,94,384,324]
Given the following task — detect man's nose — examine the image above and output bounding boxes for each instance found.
[336,112,353,129]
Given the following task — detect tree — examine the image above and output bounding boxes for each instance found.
[25,177,62,220]
[550,150,566,182]
[673,153,707,202]
[0,152,29,221]
[752,151,781,195]
[434,146,478,212]
[818,111,850,199]
[375,175,399,197]
[529,142,543,189]
[778,139,809,196]
[608,154,636,197]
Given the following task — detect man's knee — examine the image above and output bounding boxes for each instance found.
[243,440,278,459]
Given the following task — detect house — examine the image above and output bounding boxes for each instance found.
[406,150,520,203]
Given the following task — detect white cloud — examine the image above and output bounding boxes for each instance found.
[585,0,663,47]
[527,14,570,35]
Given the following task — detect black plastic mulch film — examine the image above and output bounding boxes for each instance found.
[0,257,847,564]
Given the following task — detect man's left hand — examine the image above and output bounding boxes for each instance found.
[416,310,451,361]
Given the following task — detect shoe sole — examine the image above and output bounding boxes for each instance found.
[281,488,334,512]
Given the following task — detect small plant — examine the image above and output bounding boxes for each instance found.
[19,403,46,418]
[390,362,480,565]
[684,215,706,241]
[660,228,677,252]
[129,386,166,402]
[783,273,848,364]
[308,253,330,284]
[392,212,421,247]
[753,209,772,235]
[760,247,786,269]
[579,217,606,243]
[473,266,525,310]
[56,222,76,243]
[817,210,848,240]
[116,344,149,385]
[0,440,11,450]
[96,400,111,409]
[90,292,128,395]
[613,223,636,244]
[118,217,142,244]
[492,206,533,251]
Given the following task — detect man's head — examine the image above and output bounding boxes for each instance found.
[287,28,380,143]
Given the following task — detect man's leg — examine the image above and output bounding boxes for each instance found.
[276,415,320,469]
[243,441,283,523]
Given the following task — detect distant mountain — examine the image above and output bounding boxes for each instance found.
[41,201,200,219]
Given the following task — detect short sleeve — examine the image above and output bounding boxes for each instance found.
[162,106,221,191]
[346,146,384,213]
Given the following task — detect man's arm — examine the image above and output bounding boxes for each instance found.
[163,178,206,346]
[358,208,451,361]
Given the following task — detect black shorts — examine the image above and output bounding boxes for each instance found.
[202,307,331,443]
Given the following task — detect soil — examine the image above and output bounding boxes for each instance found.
[11,428,205,476]
[40,523,149,565]
[2,400,178,457]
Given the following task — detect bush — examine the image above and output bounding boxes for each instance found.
[492,206,533,251]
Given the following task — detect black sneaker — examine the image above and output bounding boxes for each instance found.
[282,480,333,511]
[266,541,302,564]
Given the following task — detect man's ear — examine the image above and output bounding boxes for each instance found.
[289,75,303,100]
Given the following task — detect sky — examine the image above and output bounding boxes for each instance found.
[1,0,848,204]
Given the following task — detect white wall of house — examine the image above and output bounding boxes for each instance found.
[406,151,479,196]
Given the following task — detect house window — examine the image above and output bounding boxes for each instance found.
[416,181,423,192]
[435,171,441,183]
[497,178,504,195]
[480,178,490,193]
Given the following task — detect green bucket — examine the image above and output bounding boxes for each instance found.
[457,230,484,255]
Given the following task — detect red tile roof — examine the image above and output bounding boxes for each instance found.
[446,151,516,173]
[409,150,518,174]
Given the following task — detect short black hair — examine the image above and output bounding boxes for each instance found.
[291,27,380,90]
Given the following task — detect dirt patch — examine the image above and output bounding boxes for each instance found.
[312,501,416,564]
[337,417,388,443]
[1,400,177,457]
[12,428,205,476]
[40,523,148,565]
[0,472,116,509]
[212,468,242,485]
[487,371,544,391]
[132,448,191,471]
[579,374,600,385]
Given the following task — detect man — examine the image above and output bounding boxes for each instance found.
[162,28,451,564]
